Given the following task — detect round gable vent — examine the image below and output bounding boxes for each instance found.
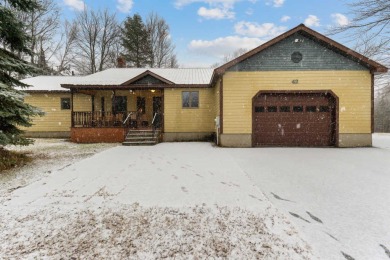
[291,52,303,63]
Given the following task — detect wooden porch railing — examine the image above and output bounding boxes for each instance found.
[73,111,136,128]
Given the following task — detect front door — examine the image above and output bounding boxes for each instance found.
[152,96,163,129]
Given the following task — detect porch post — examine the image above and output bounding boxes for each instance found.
[91,95,95,126]
[71,89,74,127]
[112,90,116,114]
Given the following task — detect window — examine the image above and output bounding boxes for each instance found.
[255,106,265,112]
[61,98,71,110]
[280,106,290,112]
[267,106,277,112]
[114,96,127,113]
[291,52,303,63]
[182,91,199,108]
[306,106,317,112]
[293,106,303,112]
[319,106,330,112]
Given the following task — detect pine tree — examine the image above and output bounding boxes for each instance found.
[0,0,44,146]
[121,14,151,68]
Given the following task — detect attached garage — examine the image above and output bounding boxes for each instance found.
[213,24,387,148]
[252,91,337,147]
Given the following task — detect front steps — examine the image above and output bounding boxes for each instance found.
[122,129,161,146]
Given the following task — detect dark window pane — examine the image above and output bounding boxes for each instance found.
[267,106,277,112]
[191,92,199,107]
[182,92,190,107]
[306,106,317,112]
[255,106,265,112]
[114,96,127,112]
[319,106,330,112]
[137,97,145,113]
[293,106,303,112]
[61,98,70,110]
[280,106,290,112]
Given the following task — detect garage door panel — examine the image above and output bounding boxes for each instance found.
[253,92,336,147]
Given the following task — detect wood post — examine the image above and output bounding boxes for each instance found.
[71,89,74,127]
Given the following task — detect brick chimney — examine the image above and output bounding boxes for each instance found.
[117,56,126,68]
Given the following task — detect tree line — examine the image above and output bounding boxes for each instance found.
[8,0,178,76]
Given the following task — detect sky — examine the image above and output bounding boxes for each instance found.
[60,0,352,68]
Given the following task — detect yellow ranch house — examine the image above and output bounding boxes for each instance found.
[21,24,387,147]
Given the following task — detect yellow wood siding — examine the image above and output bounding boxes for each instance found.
[23,92,91,132]
[214,79,220,116]
[73,93,93,111]
[164,88,215,132]
[222,71,371,134]
[94,91,112,112]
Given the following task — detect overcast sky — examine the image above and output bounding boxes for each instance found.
[61,0,351,68]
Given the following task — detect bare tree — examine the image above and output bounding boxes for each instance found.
[73,9,119,75]
[53,21,77,75]
[329,0,390,132]
[210,48,247,68]
[14,0,60,70]
[146,12,177,68]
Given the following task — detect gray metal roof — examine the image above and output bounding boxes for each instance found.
[20,68,214,91]
[67,68,214,86]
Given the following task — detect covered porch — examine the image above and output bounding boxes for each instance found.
[71,88,163,129]
[69,88,163,143]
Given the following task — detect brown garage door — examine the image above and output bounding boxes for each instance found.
[253,92,336,147]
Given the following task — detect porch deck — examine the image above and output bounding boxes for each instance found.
[72,111,137,128]
[71,111,162,144]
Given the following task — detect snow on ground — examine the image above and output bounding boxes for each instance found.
[1,134,389,259]
[373,133,390,149]
[1,139,117,194]
[229,133,390,260]
[0,141,312,259]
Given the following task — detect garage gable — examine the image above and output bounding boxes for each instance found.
[213,24,387,76]
[228,32,367,72]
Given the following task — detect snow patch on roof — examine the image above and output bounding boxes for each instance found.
[20,76,84,91]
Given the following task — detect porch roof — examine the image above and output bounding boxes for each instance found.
[61,68,214,89]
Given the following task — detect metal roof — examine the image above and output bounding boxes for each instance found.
[20,68,215,91]
[67,68,214,86]
[20,76,83,92]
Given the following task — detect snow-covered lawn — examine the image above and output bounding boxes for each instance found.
[1,134,389,259]
[0,141,312,259]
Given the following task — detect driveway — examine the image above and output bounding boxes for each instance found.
[228,133,390,260]
[1,135,390,259]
